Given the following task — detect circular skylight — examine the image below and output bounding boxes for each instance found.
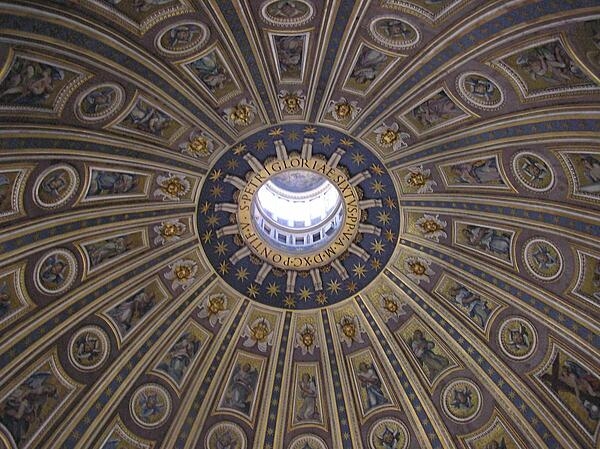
[252,170,344,252]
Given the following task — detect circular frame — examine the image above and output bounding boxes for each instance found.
[368,15,421,50]
[368,418,410,449]
[32,164,80,209]
[260,0,315,27]
[456,72,505,110]
[498,316,538,360]
[154,20,211,56]
[522,237,563,281]
[511,151,555,192]
[68,325,110,372]
[441,378,482,422]
[205,421,247,449]
[130,383,172,429]
[74,83,125,123]
[34,248,78,295]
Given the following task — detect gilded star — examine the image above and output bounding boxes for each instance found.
[255,139,267,151]
[377,210,391,225]
[384,229,396,242]
[339,138,353,147]
[315,292,328,305]
[371,180,385,194]
[370,258,382,270]
[385,196,397,209]
[232,143,246,155]
[266,282,280,297]
[303,126,317,135]
[201,229,213,243]
[209,169,222,182]
[346,281,358,293]
[319,134,333,146]
[299,286,312,301]
[226,159,239,169]
[206,213,220,227]
[215,240,228,256]
[288,131,299,141]
[247,283,259,298]
[370,164,384,176]
[283,295,296,308]
[235,266,249,282]
[218,260,229,275]
[351,152,365,165]
[353,263,367,278]
[269,127,284,137]
[327,279,341,294]
[209,185,223,198]
[200,201,211,214]
[371,239,385,255]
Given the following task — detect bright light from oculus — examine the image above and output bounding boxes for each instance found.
[252,170,344,252]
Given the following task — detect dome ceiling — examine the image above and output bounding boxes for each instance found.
[0,1,599,449]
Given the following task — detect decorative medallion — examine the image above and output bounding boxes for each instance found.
[368,418,410,449]
[223,98,257,127]
[75,83,125,122]
[441,378,482,422]
[198,124,400,309]
[457,72,504,110]
[155,21,210,56]
[523,238,563,281]
[179,129,216,159]
[130,383,171,429]
[34,249,78,295]
[289,434,328,449]
[278,89,305,115]
[205,422,247,449]
[33,164,79,209]
[498,317,537,360]
[369,16,421,50]
[512,151,555,192]
[374,122,410,151]
[260,0,315,27]
[68,325,110,371]
[326,97,361,122]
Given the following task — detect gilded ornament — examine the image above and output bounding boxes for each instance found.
[374,122,410,151]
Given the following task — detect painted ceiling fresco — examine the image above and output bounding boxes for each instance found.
[0,1,599,449]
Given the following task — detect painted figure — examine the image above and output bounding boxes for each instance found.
[449,284,491,327]
[409,329,449,380]
[518,155,550,184]
[516,42,586,85]
[531,244,559,271]
[268,1,308,19]
[88,170,137,196]
[377,19,413,40]
[580,155,600,193]
[0,59,65,105]
[375,426,403,449]
[167,25,201,48]
[74,332,101,364]
[464,76,496,101]
[462,226,511,257]
[350,48,388,84]
[296,372,319,421]
[107,289,155,333]
[223,363,258,415]
[157,331,201,384]
[126,99,173,137]
[450,158,504,185]
[411,92,461,128]
[87,236,130,267]
[0,372,58,446]
[274,35,305,75]
[484,439,507,449]
[189,52,232,93]
[451,386,472,409]
[357,362,388,409]
[40,254,68,289]
[138,390,164,420]
[507,323,531,353]
[214,429,240,449]
[82,87,116,114]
